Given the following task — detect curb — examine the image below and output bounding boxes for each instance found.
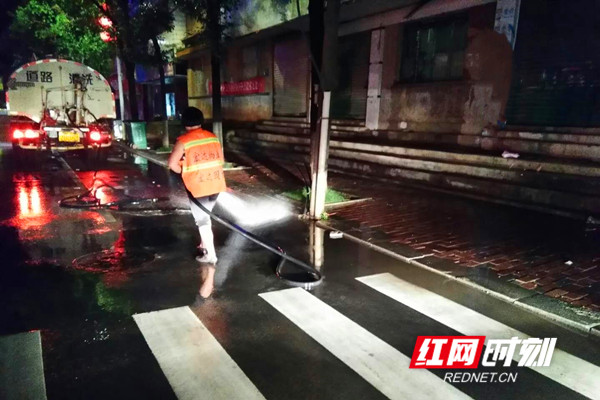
[316,221,600,339]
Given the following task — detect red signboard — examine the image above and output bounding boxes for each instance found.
[209,77,265,96]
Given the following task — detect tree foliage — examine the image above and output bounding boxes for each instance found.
[131,0,175,66]
[174,0,236,44]
[92,0,176,120]
[10,0,112,76]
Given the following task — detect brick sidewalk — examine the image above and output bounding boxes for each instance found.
[328,177,600,309]
[223,152,600,313]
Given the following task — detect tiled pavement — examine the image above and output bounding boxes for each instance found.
[223,152,600,313]
[123,146,600,313]
[328,180,600,311]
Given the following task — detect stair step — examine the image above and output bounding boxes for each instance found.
[330,124,369,133]
[331,119,366,127]
[228,136,600,196]
[270,116,309,123]
[231,130,600,178]
[235,131,309,144]
[498,130,600,145]
[255,124,310,135]
[261,119,310,128]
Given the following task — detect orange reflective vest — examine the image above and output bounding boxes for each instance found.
[177,128,226,198]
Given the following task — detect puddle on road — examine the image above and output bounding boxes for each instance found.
[72,248,155,273]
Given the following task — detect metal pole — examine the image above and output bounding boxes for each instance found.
[116,52,126,121]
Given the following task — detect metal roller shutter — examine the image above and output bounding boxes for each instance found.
[273,37,309,117]
[331,32,370,120]
[506,0,600,127]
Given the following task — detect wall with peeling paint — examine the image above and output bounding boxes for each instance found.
[378,4,512,136]
[187,41,274,122]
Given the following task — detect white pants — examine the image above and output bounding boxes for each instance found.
[188,193,219,227]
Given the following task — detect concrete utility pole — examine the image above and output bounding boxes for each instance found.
[116,52,126,121]
[309,91,331,219]
[309,0,340,219]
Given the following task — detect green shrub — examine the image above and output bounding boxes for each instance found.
[281,186,348,204]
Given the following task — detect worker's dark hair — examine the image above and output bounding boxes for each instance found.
[181,107,204,127]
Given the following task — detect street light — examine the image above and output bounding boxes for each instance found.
[99,31,113,42]
[99,16,113,29]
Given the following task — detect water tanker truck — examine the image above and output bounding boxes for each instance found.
[6,59,115,162]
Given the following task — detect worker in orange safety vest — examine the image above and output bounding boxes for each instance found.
[168,107,226,298]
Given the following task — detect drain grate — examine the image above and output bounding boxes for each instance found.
[72,249,155,273]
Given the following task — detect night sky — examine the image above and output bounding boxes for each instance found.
[1,0,26,82]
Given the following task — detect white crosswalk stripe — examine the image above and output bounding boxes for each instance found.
[259,287,473,400]
[0,330,47,400]
[133,306,265,400]
[357,272,600,400]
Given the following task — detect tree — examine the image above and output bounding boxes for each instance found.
[93,0,175,122]
[1,0,29,81]
[92,0,140,120]
[10,0,112,77]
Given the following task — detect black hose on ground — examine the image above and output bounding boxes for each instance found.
[58,170,170,211]
[189,196,323,289]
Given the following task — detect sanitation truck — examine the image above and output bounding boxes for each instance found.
[6,59,116,162]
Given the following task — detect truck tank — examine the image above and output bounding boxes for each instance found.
[6,59,115,123]
[6,59,116,158]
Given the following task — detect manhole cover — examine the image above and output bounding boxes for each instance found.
[72,249,155,273]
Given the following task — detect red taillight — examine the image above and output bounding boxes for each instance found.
[90,131,102,141]
[13,128,39,140]
[24,129,38,139]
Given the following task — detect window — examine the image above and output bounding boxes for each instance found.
[221,45,260,82]
[399,16,468,82]
[242,46,258,79]
[165,93,176,117]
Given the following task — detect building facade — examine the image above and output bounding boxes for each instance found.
[177,0,600,217]
[179,0,510,128]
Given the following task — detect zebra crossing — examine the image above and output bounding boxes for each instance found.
[131,272,600,400]
[133,306,265,400]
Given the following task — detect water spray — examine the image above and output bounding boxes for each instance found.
[190,195,323,289]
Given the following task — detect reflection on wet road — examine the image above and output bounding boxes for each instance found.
[1,147,600,400]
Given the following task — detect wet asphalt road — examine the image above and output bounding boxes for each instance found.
[1,145,600,400]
